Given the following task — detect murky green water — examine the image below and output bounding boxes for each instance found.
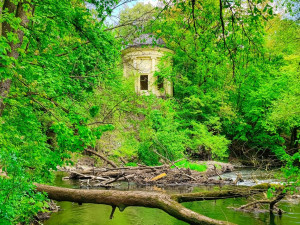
[44,171,300,225]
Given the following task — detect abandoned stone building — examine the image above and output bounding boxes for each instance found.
[122,34,173,97]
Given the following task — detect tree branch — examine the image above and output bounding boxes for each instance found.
[85,148,118,168]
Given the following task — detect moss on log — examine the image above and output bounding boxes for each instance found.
[172,184,279,203]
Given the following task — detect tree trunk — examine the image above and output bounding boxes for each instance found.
[0,0,32,116]
[0,79,11,116]
[35,183,235,225]
[290,127,299,149]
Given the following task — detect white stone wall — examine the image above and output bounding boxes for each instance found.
[122,46,173,97]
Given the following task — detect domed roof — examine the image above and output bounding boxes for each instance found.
[126,33,166,48]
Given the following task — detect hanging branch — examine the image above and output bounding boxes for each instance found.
[219,0,235,78]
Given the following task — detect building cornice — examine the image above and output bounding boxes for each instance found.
[121,46,174,57]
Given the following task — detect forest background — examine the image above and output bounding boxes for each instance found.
[0,0,299,224]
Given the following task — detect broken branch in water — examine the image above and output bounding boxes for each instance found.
[233,172,243,185]
[237,192,286,213]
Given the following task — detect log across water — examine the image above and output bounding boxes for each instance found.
[35,183,277,225]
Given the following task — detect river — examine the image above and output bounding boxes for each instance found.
[44,169,300,225]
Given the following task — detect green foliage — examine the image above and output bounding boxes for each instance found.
[172,160,207,172]
[185,121,230,159]
[117,2,155,43]
[125,162,138,167]
[138,141,160,166]
[0,0,120,223]
[149,0,299,183]
[89,106,100,118]
[267,187,276,198]
[140,102,187,164]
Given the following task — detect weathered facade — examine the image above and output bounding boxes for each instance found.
[122,34,173,97]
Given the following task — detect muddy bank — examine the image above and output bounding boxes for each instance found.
[32,200,59,225]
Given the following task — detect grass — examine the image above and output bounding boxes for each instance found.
[125,162,138,167]
[172,159,207,172]
[214,164,222,170]
[125,160,207,172]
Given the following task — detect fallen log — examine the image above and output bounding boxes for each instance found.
[119,157,128,165]
[35,183,280,224]
[75,165,166,175]
[85,149,117,168]
[69,171,94,179]
[172,187,267,203]
[105,165,166,171]
[98,169,155,177]
[69,171,108,181]
[35,183,234,225]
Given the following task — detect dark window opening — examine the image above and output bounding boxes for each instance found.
[157,76,164,90]
[140,75,148,90]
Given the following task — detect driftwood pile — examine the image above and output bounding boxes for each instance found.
[63,162,239,188]
[59,148,239,188]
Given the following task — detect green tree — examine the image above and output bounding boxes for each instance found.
[116,2,155,42]
[0,0,119,223]
[151,0,299,169]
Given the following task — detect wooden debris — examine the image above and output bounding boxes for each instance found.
[151,173,167,181]
[64,161,235,187]
[233,172,243,185]
[238,193,286,212]
[85,148,117,168]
